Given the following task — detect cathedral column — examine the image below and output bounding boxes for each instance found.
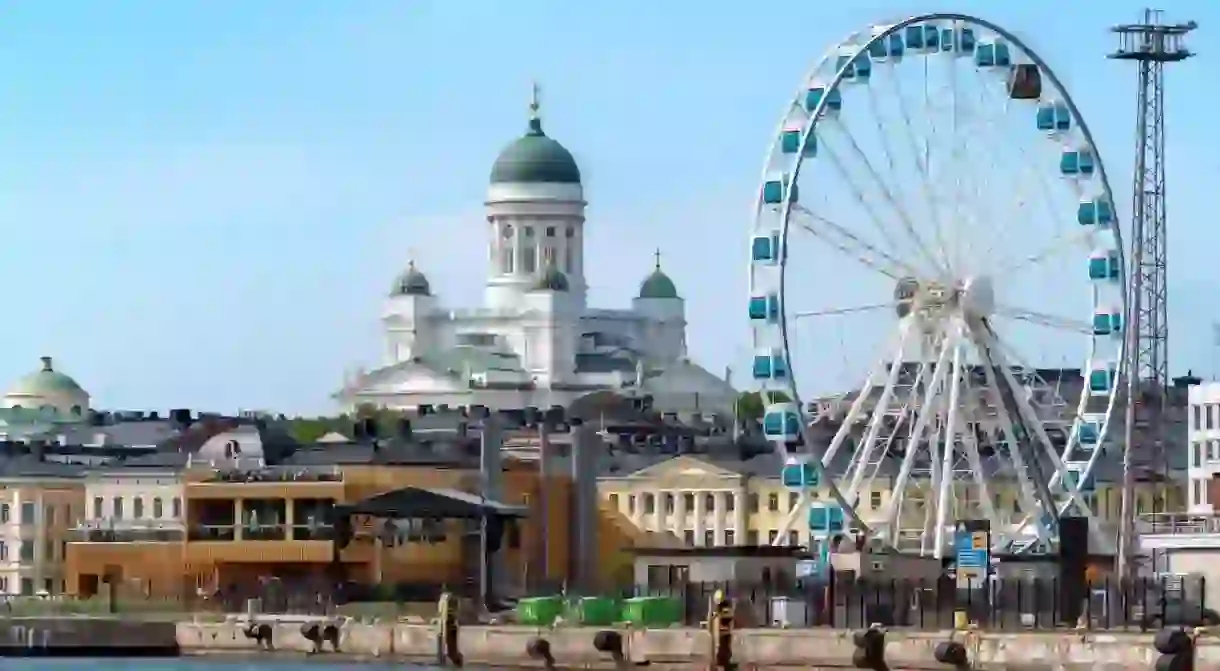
[651,489,664,533]
[733,486,748,546]
[672,490,687,538]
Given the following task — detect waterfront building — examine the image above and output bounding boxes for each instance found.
[1187,380,1220,512]
[0,458,85,596]
[334,90,735,416]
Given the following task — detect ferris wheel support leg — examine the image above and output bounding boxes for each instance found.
[934,326,967,560]
[958,381,1009,548]
[983,329,1106,550]
[975,346,1054,548]
[882,345,952,547]
[845,318,916,506]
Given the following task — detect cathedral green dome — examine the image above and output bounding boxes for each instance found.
[490,112,581,185]
[638,251,679,299]
[390,261,431,297]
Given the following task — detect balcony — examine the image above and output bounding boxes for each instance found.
[185,523,337,564]
[186,466,344,499]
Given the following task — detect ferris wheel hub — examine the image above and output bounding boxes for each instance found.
[893,274,994,322]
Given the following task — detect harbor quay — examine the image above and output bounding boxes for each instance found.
[171,617,1213,669]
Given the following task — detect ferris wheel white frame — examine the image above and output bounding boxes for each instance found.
[747,13,1129,555]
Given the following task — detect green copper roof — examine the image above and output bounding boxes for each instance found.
[490,116,581,185]
[638,251,679,299]
[390,261,431,297]
[8,357,86,398]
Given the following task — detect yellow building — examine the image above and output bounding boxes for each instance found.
[599,454,1184,547]
[0,462,85,596]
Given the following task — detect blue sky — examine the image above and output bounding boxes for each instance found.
[0,1,1214,415]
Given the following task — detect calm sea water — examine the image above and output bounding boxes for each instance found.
[0,661,451,670]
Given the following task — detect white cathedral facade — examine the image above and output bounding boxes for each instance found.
[334,95,737,416]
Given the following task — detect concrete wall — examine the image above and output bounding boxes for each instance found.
[175,620,1220,669]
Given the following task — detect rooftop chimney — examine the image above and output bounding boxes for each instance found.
[40,356,53,372]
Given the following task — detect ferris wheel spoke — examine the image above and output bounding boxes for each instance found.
[992,227,1097,278]
[958,370,1012,543]
[791,205,916,279]
[992,307,1095,335]
[823,118,945,277]
[793,303,895,319]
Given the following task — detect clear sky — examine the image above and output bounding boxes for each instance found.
[0,1,1214,415]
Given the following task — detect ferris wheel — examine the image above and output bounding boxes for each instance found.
[747,14,1128,557]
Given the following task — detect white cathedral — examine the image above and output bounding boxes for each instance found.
[333,92,737,416]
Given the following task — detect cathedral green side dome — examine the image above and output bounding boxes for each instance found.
[639,269,678,299]
[490,117,581,185]
[391,261,431,297]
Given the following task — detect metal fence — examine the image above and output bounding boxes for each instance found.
[634,575,1213,631]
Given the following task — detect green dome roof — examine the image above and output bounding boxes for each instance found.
[390,261,431,297]
[638,251,679,299]
[490,116,581,185]
[534,265,570,292]
[9,357,86,397]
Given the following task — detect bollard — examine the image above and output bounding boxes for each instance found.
[526,636,556,671]
[436,590,464,667]
[321,623,341,653]
[1153,627,1193,671]
[300,622,324,655]
[851,626,887,670]
[933,640,968,669]
[593,630,628,670]
[707,590,736,670]
[241,622,273,651]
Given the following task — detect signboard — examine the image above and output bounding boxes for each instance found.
[954,520,990,588]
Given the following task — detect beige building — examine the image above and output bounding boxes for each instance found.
[600,454,1183,548]
[0,473,85,595]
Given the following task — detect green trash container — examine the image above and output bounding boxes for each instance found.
[621,596,682,627]
[568,596,621,625]
[517,596,566,626]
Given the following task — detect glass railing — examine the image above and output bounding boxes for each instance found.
[202,466,342,484]
[186,523,337,542]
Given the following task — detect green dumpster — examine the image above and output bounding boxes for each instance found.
[567,596,620,625]
[621,596,682,627]
[517,596,566,626]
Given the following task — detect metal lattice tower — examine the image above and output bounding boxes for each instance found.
[1111,9,1195,578]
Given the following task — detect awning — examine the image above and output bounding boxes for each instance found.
[348,486,527,519]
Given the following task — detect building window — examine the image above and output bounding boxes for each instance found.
[524,226,535,238]
[565,226,575,238]
[20,503,34,526]
[522,247,537,273]
[627,495,636,515]
[0,504,8,523]
[870,491,882,510]
[500,248,514,274]
[172,497,182,518]
[683,530,694,545]
[153,497,164,519]
[767,530,778,545]
[704,493,715,512]
[0,542,7,560]
[768,494,779,512]
[44,539,53,561]
[19,578,31,596]
[1195,442,1203,468]
[747,530,759,545]
[501,223,514,239]
[789,492,799,511]
[133,498,144,519]
[113,497,124,519]
[92,497,103,519]
[748,493,759,512]
[1194,405,1203,432]
[643,494,655,515]
[44,505,54,526]
[703,530,714,547]
[788,530,799,546]
[683,493,694,511]
[724,530,735,546]
[664,493,675,514]
[608,493,619,509]
[545,226,555,237]
[19,543,32,562]
[726,494,735,512]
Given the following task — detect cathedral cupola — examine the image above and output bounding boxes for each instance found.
[638,249,680,300]
[390,259,431,297]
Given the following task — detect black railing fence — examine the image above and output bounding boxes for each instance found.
[633,575,1213,631]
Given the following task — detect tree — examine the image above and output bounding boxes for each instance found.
[735,390,791,422]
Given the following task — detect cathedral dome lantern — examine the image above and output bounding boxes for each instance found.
[638,250,680,300]
[489,87,581,185]
[390,260,431,297]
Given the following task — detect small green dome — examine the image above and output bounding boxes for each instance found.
[638,250,679,299]
[490,116,581,185]
[10,357,86,397]
[534,266,570,292]
[391,261,431,297]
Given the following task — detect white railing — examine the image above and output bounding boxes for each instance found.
[1136,512,1220,535]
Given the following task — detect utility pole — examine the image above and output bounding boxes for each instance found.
[1111,9,1196,579]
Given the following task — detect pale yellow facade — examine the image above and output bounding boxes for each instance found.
[598,455,1185,546]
